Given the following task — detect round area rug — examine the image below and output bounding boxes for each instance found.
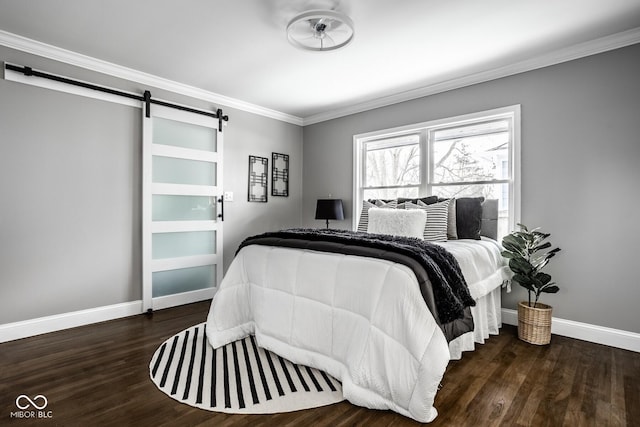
[149,323,344,414]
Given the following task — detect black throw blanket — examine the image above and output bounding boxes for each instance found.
[237,228,476,324]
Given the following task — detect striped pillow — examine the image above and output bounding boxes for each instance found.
[405,199,451,242]
[357,199,397,232]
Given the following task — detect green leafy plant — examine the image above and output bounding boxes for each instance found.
[501,223,561,307]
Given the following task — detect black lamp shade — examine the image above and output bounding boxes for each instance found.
[315,199,344,228]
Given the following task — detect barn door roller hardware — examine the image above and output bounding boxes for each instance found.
[5,63,229,132]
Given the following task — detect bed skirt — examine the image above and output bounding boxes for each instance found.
[448,286,502,360]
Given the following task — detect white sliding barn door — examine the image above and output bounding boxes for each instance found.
[142,105,223,312]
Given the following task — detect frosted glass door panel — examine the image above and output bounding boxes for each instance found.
[152,156,216,186]
[152,231,216,259]
[153,117,217,152]
[152,195,216,221]
[152,265,216,297]
[143,104,222,312]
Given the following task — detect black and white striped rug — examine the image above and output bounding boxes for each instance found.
[149,323,344,414]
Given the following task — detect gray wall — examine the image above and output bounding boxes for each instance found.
[0,46,302,324]
[220,108,303,270]
[303,43,640,333]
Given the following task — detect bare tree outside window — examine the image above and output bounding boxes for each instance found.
[432,133,509,200]
[363,134,421,200]
[430,121,511,237]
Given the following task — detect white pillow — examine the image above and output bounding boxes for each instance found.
[367,207,426,239]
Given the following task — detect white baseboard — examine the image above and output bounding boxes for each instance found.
[0,301,143,343]
[2,303,637,353]
[502,308,640,353]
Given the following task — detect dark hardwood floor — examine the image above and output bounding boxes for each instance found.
[1,301,638,426]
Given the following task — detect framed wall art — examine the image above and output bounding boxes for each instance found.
[248,155,268,202]
[271,152,289,197]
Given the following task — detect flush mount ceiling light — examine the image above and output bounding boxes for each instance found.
[286,10,354,52]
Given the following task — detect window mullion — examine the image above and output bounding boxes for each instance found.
[432,179,511,187]
[364,185,421,190]
[420,128,429,196]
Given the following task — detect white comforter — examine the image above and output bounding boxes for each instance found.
[437,237,511,300]
[206,238,509,422]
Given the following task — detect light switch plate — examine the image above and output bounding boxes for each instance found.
[224,191,234,202]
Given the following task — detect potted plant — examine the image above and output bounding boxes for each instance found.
[501,224,561,345]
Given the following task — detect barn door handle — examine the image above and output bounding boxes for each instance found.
[217,197,224,222]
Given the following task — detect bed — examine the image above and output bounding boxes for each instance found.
[206,198,511,422]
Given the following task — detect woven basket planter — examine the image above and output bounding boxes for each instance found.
[518,301,552,345]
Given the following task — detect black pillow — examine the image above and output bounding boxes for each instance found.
[456,197,484,240]
[397,196,438,205]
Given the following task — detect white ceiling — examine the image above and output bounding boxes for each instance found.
[1,0,639,124]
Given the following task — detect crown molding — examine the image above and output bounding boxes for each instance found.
[302,27,640,125]
[2,27,638,128]
[0,30,304,126]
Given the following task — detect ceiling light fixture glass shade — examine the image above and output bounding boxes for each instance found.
[286,10,354,52]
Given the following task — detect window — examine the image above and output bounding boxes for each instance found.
[353,105,520,239]
[363,133,421,200]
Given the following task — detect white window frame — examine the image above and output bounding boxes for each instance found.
[353,105,521,234]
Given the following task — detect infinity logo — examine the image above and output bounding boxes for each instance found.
[15,395,48,410]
